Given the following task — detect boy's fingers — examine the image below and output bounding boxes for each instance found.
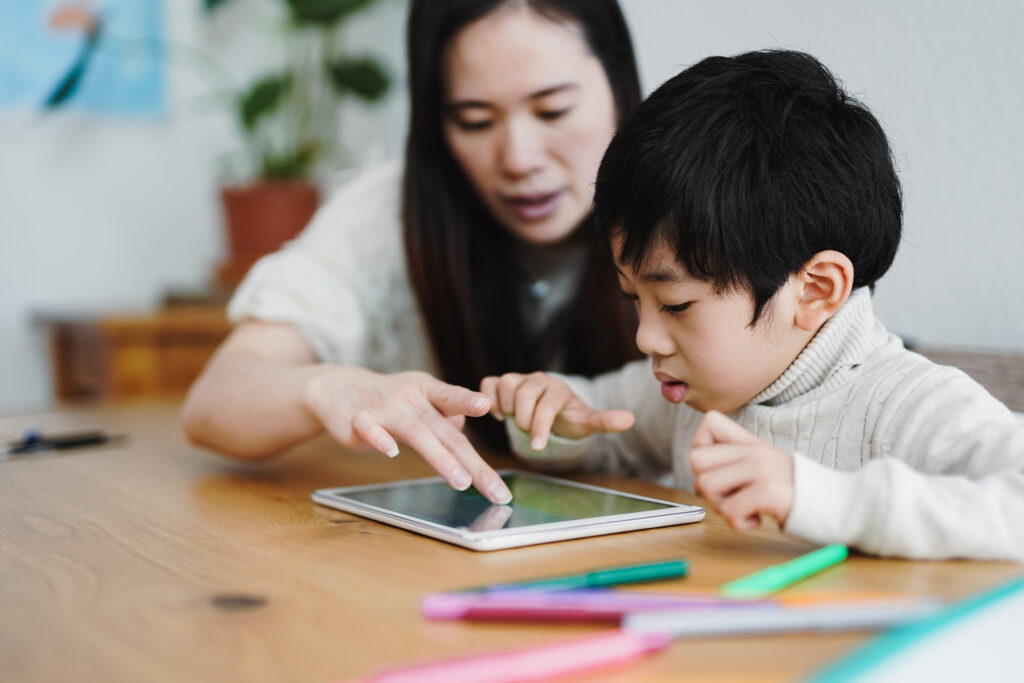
[691,420,714,449]
[587,409,635,435]
[693,461,753,507]
[513,379,545,434]
[529,385,572,450]
[479,377,503,420]
[692,410,757,448]
[497,373,525,418]
[530,383,591,450]
[555,404,634,439]
[718,486,766,531]
[689,443,750,473]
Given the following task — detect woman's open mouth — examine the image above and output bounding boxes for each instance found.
[502,191,562,221]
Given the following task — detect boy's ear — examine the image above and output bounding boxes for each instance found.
[793,250,854,331]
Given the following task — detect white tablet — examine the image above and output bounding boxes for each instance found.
[312,470,704,551]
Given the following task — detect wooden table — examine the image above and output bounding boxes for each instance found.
[1,402,1019,683]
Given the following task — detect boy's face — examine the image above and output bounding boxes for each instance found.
[613,236,812,414]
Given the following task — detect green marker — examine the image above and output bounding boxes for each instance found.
[475,558,689,593]
[720,544,849,599]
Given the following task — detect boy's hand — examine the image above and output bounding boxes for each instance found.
[690,411,794,531]
[479,372,635,450]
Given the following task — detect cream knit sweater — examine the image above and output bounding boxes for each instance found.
[228,159,589,375]
[511,289,1024,561]
[228,160,438,374]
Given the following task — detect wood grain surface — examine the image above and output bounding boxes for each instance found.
[0,402,1019,683]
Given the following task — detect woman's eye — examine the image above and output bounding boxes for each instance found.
[456,119,493,132]
[538,107,570,121]
[620,291,639,303]
[661,302,692,315]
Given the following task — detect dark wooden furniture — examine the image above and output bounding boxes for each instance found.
[38,307,231,400]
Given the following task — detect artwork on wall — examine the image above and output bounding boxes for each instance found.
[0,0,165,116]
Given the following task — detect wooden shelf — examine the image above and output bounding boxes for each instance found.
[38,306,231,400]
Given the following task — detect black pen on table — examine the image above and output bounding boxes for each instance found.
[2,429,126,456]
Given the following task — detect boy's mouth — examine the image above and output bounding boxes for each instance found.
[655,371,688,403]
[660,381,688,403]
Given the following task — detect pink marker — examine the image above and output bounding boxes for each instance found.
[360,629,672,683]
[421,589,755,622]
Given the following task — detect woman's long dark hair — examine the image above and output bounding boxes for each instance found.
[403,0,643,446]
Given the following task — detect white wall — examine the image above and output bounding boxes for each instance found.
[0,0,409,414]
[1,0,1021,414]
[622,0,1024,351]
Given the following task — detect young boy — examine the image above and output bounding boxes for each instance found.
[480,50,1024,561]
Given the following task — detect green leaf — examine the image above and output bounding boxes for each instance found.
[45,18,102,109]
[260,142,321,180]
[202,0,234,12]
[328,56,390,101]
[285,0,377,26]
[238,74,292,131]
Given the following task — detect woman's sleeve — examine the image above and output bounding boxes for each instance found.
[785,367,1024,560]
[227,161,405,366]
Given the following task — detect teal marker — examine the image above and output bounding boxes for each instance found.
[720,544,849,599]
[809,577,1024,683]
[475,559,689,593]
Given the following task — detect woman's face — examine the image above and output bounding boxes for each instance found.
[443,6,618,244]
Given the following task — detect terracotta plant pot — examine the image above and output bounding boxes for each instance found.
[216,180,320,288]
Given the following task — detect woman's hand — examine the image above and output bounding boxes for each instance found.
[479,372,635,450]
[304,367,512,504]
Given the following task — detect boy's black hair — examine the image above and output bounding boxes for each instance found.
[594,49,903,323]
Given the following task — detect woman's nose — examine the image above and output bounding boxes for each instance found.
[498,118,545,178]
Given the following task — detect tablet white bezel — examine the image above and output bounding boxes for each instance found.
[311,469,705,551]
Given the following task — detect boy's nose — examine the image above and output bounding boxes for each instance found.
[635,314,674,358]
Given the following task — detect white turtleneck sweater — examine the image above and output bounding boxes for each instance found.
[509,288,1024,561]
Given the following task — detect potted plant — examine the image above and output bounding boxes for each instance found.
[204,0,392,287]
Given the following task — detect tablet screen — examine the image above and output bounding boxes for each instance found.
[334,472,674,531]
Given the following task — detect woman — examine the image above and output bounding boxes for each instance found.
[182,0,642,504]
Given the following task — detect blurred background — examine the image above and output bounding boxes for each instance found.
[1,0,1021,415]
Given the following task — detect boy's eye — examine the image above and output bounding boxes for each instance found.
[661,302,692,315]
[538,107,571,121]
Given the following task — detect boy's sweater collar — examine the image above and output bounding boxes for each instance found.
[750,288,881,406]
